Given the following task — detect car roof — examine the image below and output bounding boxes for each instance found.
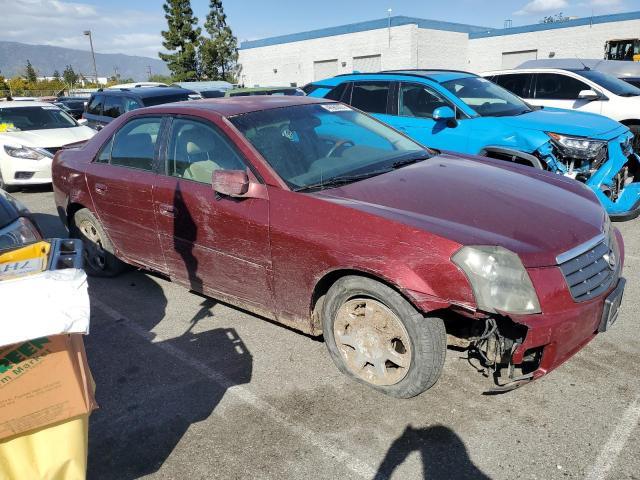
[94,87,193,98]
[516,58,640,78]
[141,95,332,117]
[228,86,299,93]
[327,69,477,84]
[0,101,59,108]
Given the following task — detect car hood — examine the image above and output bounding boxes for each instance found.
[314,154,606,268]
[0,126,95,148]
[499,107,627,140]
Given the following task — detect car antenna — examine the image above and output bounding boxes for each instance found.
[575,55,591,71]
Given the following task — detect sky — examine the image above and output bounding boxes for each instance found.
[0,0,639,59]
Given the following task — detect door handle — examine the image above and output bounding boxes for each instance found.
[94,183,107,194]
[159,204,177,217]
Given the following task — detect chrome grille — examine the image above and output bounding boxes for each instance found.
[558,235,619,302]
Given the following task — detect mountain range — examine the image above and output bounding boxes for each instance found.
[0,40,169,80]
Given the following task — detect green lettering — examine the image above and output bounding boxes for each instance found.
[11,367,23,375]
[28,337,50,350]
[5,350,23,364]
[0,359,10,374]
[17,342,36,357]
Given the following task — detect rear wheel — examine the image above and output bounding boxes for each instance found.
[322,276,446,398]
[70,208,127,277]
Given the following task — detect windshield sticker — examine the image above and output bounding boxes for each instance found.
[321,103,351,112]
[0,123,18,132]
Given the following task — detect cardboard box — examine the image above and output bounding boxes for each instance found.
[0,334,97,440]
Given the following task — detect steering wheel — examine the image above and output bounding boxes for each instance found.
[327,139,355,157]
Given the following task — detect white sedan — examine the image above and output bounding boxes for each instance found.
[0,101,95,191]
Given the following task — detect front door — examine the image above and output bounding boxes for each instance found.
[153,116,273,311]
[387,82,472,152]
[529,73,603,115]
[85,115,166,272]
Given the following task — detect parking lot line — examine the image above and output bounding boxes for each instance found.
[585,396,640,480]
[92,298,377,479]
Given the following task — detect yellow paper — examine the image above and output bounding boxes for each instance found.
[0,414,88,480]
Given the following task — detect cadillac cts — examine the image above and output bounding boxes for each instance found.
[52,96,625,397]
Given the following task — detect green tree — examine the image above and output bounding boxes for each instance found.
[200,0,238,81]
[25,60,37,83]
[52,69,61,81]
[159,0,201,81]
[62,65,79,87]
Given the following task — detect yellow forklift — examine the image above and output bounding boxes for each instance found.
[605,38,640,62]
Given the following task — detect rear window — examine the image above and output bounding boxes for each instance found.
[141,94,189,107]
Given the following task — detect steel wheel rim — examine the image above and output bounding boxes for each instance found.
[334,298,412,386]
[79,220,107,271]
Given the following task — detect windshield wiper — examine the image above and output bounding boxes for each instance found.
[391,153,431,169]
[295,169,392,192]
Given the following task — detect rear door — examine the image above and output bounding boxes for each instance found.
[85,115,166,272]
[531,73,603,115]
[152,115,273,310]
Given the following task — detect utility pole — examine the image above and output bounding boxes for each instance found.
[83,30,99,85]
[387,9,392,47]
[146,65,152,81]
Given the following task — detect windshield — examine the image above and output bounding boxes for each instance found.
[580,70,640,96]
[442,76,531,117]
[230,103,428,191]
[0,106,77,131]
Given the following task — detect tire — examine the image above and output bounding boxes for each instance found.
[629,124,640,154]
[322,275,446,398]
[70,208,127,277]
[0,170,18,193]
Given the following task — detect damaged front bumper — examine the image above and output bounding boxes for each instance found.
[537,131,640,220]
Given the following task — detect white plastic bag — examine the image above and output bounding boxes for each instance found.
[0,268,90,348]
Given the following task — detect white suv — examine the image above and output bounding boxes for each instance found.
[483,67,640,151]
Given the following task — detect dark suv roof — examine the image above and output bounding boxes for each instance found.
[95,86,193,99]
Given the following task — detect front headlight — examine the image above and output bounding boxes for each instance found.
[452,246,541,315]
[547,132,606,160]
[3,145,53,161]
[0,217,41,251]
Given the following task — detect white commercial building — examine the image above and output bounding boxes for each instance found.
[238,11,640,87]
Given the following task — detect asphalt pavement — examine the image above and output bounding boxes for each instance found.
[15,186,640,480]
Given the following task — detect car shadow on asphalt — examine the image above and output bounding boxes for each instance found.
[373,425,490,480]
[85,275,253,479]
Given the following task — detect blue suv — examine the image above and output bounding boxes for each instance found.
[306,70,640,220]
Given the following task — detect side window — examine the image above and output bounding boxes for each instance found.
[493,74,532,98]
[535,73,589,100]
[399,83,451,119]
[124,97,142,112]
[349,82,390,114]
[167,118,246,184]
[110,117,162,171]
[325,83,348,101]
[86,95,104,115]
[95,137,113,163]
[103,96,123,118]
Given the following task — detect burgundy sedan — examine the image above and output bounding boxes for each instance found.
[52,96,625,397]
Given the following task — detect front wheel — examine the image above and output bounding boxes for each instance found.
[322,276,446,398]
[70,208,127,277]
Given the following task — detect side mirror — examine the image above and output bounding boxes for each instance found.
[212,170,249,197]
[432,106,458,127]
[578,89,600,101]
[77,118,88,126]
